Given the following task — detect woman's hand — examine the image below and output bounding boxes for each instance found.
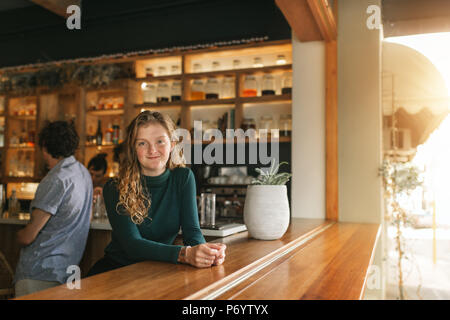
[183,243,227,268]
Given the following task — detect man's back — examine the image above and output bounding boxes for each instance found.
[14,155,93,284]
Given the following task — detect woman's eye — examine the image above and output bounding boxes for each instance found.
[157,139,166,145]
[137,141,147,147]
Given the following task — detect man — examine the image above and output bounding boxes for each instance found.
[14,121,93,297]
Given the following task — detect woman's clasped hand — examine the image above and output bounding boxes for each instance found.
[181,243,226,268]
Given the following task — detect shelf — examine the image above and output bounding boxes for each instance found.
[187,98,235,106]
[135,101,182,109]
[190,136,291,144]
[7,146,35,150]
[135,94,292,109]
[184,64,292,79]
[8,115,36,121]
[86,108,124,116]
[2,177,41,183]
[240,93,292,104]
[85,144,118,149]
[135,74,182,82]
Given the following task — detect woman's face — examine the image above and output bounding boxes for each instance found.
[135,123,174,176]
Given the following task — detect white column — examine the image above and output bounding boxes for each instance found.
[291,33,326,219]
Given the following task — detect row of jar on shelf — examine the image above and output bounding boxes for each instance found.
[197,114,292,139]
[144,54,290,77]
[141,72,292,103]
[88,96,125,111]
[8,150,35,177]
[8,103,36,117]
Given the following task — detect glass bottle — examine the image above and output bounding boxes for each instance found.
[253,57,263,68]
[221,76,235,99]
[261,73,276,95]
[10,130,19,146]
[8,189,20,216]
[279,114,292,137]
[105,123,113,144]
[242,75,258,97]
[191,79,205,100]
[170,80,182,102]
[142,83,156,103]
[205,77,219,99]
[156,82,170,102]
[96,120,103,146]
[281,72,293,94]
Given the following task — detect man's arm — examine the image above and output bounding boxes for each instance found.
[16,208,51,247]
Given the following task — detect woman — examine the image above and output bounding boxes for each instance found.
[88,111,225,276]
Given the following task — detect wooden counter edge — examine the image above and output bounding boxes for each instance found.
[358,224,382,300]
[185,220,335,300]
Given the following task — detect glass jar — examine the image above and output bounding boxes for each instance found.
[205,77,219,99]
[191,79,205,100]
[241,118,257,139]
[156,82,170,102]
[279,114,292,137]
[170,65,180,75]
[262,73,276,95]
[276,54,287,65]
[253,57,263,68]
[221,76,235,99]
[145,67,154,77]
[242,75,258,97]
[281,71,292,94]
[211,61,220,71]
[259,115,274,137]
[157,66,167,76]
[193,63,202,73]
[142,83,156,103]
[170,80,182,102]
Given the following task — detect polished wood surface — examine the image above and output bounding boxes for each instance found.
[17,219,329,300]
[216,223,380,300]
[15,219,379,300]
[326,39,338,221]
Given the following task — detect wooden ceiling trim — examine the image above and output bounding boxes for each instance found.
[30,0,81,17]
[275,0,323,41]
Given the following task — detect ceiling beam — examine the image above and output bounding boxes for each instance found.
[306,0,337,41]
[30,0,81,17]
[275,0,337,42]
[275,0,323,41]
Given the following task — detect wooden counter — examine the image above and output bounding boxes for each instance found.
[15,218,380,300]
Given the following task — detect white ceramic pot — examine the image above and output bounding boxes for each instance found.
[243,185,290,240]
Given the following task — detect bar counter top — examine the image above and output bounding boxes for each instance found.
[15,218,380,300]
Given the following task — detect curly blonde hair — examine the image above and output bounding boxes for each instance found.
[116,111,185,224]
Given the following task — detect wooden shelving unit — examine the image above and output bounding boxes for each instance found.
[0,40,293,186]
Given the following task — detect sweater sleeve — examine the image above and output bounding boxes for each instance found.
[179,169,206,246]
[103,180,183,264]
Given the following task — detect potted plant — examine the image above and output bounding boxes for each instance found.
[244,160,292,240]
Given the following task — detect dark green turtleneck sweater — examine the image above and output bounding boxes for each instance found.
[102,167,205,266]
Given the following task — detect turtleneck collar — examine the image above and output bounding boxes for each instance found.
[142,168,170,187]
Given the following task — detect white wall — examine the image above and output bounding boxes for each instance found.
[337,0,383,224]
[291,34,326,219]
